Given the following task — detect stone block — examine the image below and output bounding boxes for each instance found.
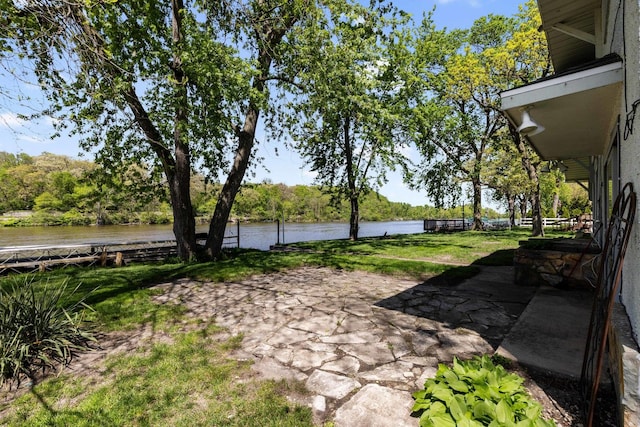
[334,384,415,427]
[305,370,361,400]
[514,244,599,288]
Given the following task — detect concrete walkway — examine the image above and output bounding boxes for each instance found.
[153,265,544,426]
[497,285,593,379]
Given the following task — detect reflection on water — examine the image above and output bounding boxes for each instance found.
[0,220,424,251]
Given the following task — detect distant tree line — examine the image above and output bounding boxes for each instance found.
[1,152,510,226]
[0,152,171,226]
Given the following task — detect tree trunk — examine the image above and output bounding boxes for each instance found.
[529,182,544,236]
[124,86,197,260]
[529,192,544,234]
[202,9,299,259]
[124,88,197,259]
[509,126,544,237]
[518,195,527,220]
[343,116,359,240]
[168,162,196,260]
[349,194,359,240]
[205,114,257,258]
[508,194,516,227]
[168,0,196,261]
[551,176,560,218]
[471,176,484,230]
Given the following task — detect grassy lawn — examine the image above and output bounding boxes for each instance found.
[4,325,312,426]
[287,228,555,263]
[0,228,570,426]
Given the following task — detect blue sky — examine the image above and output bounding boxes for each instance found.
[0,0,522,207]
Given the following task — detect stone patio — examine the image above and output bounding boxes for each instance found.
[152,265,537,426]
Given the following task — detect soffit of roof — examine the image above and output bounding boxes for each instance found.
[537,0,600,72]
[540,158,590,182]
[501,58,623,161]
[563,157,591,182]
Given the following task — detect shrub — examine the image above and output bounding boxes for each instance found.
[412,355,556,427]
[139,211,172,224]
[0,277,96,388]
[61,208,92,226]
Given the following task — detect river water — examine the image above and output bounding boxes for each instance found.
[0,220,424,251]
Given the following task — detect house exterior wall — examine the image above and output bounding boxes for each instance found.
[611,0,640,344]
[591,0,640,342]
[601,3,640,424]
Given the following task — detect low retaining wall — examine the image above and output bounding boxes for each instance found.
[514,238,600,287]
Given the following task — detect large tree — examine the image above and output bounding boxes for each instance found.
[411,14,513,230]
[410,1,550,235]
[1,0,332,259]
[491,0,551,236]
[277,1,413,240]
[484,135,533,227]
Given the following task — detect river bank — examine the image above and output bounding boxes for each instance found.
[0,209,423,228]
[0,220,426,252]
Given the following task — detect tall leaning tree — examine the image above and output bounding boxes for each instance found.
[410,1,550,234]
[278,1,414,240]
[484,131,536,227]
[485,0,551,236]
[0,0,328,260]
[410,14,514,230]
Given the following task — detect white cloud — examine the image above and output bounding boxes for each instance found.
[0,112,26,128]
[437,0,483,7]
[17,134,47,144]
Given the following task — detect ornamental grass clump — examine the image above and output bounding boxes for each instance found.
[0,276,96,388]
[412,355,556,427]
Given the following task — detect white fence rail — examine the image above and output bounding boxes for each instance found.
[518,217,592,231]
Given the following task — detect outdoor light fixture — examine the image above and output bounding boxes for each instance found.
[517,107,545,136]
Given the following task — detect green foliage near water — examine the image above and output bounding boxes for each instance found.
[412,355,556,427]
[0,152,172,226]
[0,152,503,227]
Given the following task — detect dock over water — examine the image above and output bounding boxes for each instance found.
[0,240,178,275]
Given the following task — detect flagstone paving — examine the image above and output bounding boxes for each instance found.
[152,264,536,426]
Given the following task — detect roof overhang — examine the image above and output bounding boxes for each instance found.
[537,0,600,73]
[501,59,622,162]
[545,158,591,182]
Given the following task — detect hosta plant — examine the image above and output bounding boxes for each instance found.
[0,276,96,388]
[412,355,556,427]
